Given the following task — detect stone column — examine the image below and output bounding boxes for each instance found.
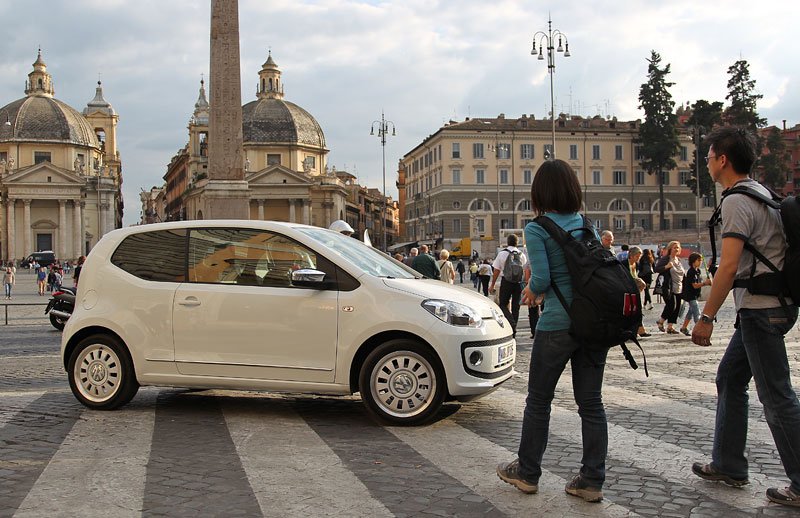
[106,202,115,234]
[58,200,67,260]
[288,199,296,223]
[324,201,333,228]
[0,200,5,261]
[257,200,264,220]
[23,200,32,256]
[79,202,86,254]
[302,200,310,225]
[98,202,107,238]
[72,200,82,258]
[7,199,16,261]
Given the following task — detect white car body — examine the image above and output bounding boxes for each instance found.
[61,220,515,424]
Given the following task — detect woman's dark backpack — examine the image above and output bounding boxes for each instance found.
[535,216,648,375]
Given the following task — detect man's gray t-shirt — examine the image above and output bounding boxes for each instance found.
[720,178,790,310]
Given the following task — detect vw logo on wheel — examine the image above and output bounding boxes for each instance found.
[392,373,414,395]
[89,363,106,382]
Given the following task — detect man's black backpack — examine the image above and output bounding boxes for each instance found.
[502,248,525,284]
[708,184,800,308]
[535,215,647,375]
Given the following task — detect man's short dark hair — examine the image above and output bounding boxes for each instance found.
[703,127,757,175]
[530,159,582,215]
[507,234,518,247]
[688,252,702,266]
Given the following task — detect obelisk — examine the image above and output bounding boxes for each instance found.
[203,0,250,219]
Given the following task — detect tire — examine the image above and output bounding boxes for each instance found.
[358,339,446,426]
[49,313,66,331]
[67,334,139,410]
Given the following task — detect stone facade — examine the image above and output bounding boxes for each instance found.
[399,114,711,255]
[0,50,122,263]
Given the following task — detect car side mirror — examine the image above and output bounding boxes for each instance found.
[291,268,332,289]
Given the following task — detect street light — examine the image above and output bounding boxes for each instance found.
[370,111,396,251]
[691,125,706,244]
[531,15,570,160]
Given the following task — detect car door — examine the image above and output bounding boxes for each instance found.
[173,227,338,383]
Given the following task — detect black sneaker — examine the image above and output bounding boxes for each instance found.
[767,486,800,507]
[565,474,603,502]
[496,459,538,494]
[691,462,749,487]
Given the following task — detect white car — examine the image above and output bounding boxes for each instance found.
[61,221,515,425]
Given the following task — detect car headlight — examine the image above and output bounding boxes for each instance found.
[422,299,483,328]
[490,306,505,328]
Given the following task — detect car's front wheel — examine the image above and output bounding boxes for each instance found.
[67,335,139,409]
[358,340,446,425]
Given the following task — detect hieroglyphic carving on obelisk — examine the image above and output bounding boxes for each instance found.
[203,0,250,219]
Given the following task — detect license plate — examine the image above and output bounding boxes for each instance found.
[498,343,513,363]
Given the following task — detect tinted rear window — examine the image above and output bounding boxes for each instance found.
[111,229,186,282]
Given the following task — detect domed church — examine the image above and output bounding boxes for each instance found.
[166,52,347,227]
[0,50,122,263]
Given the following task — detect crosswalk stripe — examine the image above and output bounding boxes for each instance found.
[221,395,394,518]
[487,387,779,512]
[13,390,158,517]
[0,392,44,429]
[389,418,634,517]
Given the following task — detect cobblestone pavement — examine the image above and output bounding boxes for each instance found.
[1,275,799,517]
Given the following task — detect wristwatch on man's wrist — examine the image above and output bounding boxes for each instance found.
[700,313,715,324]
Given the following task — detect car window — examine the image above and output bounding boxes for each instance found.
[110,229,187,282]
[188,228,318,288]
[298,227,417,279]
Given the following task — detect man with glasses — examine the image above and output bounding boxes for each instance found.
[690,127,800,508]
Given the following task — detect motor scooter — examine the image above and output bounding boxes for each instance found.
[45,286,76,331]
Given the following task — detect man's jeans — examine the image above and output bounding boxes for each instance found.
[498,279,522,335]
[712,305,800,493]
[518,329,608,487]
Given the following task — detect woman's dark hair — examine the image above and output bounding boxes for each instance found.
[642,248,654,264]
[530,159,582,215]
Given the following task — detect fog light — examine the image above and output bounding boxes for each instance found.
[469,351,483,366]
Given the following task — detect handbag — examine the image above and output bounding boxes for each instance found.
[653,273,671,298]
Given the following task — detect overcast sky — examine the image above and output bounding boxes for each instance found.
[1,0,798,226]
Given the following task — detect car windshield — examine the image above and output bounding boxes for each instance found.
[298,227,419,279]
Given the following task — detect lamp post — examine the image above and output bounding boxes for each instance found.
[370,111,395,251]
[531,15,570,160]
[692,125,705,244]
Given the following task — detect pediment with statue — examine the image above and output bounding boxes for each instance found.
[3,161,86,186]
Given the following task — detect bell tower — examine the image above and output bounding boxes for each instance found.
[25,48,55,97]
[256,52,284,100]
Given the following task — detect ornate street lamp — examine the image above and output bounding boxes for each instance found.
[531,15,570,160]
[691,124,706,244]
[370,111,396,251]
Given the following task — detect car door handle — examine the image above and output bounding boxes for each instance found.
[178,297,201,307]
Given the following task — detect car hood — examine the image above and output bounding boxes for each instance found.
[381,278,501,318]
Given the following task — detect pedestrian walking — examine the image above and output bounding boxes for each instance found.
[411,245,440,280]
[456,259,466,283]
[679,253,711,336]
[437,250,456,284]
[477,260,492,296]
[404,248,418,268]
[690,127,800,507]
[627,247,651,337]
[638,249,655,310]
[73,256,85,287]
[3,266,14,299]
[489,234,527,337]
[469,261,479,288]
[497,159,608,503]
[655,241,684,334]
[36,266,47,295]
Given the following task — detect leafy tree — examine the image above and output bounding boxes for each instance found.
[724,59,766,129]
[724,59,767,154]
[686,100,723,198]
[638,50,680,230]
[759,127,790,190]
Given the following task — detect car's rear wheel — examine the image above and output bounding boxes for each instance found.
[67,335,139,409]
[358,339,446,425]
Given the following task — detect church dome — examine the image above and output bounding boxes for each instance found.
[0,50,100,149]
[0,95,100,148]
[241,98,326,148]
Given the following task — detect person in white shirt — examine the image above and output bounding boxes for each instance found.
[490,234,528,337]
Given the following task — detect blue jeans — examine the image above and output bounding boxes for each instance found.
[517,329,609,487]
[712,305,800,493]
[3,283,11,297]
[684,299,700,324]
